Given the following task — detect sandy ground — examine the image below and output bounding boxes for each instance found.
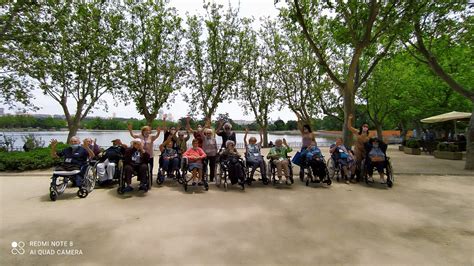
[0,146,473,265]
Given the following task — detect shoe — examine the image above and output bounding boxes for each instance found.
[192,182,197,186]
[345,180,350,184]
[350,179,357,183]
[252,178,257,181]
[278,177,283,184]
[198,182,203,186]
[315,178,321,183]
[138,184,147,191]
[380,179,386,184]
[123,186,133,193]
[367,176,375,183]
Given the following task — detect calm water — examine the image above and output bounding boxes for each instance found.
[2,130,337,150]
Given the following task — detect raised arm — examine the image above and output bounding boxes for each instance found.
[186,116,193,133]
[127,123,140,138]
[215,119,224,134]
[296,114,304,135]
[347,114,359,135]
[159,133,173,152]
[151,126,161,142]
[162,114,168,131]
[50,139,59,158]
[82,139,95,159]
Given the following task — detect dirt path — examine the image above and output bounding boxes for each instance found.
[1,171,473,265]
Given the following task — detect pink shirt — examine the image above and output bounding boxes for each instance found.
[183,147,207,162]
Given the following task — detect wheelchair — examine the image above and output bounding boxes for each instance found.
[267,156,294,185]
[244,155,269,186]
[117,161,152,194]
[49,161,95,201]
[95,157,123,186]
[179,157,209,192]
[326,155,344,181]
[361,156,394,188]
[299,156,332,187]
[216,156,246,191]
[156,155,182,185]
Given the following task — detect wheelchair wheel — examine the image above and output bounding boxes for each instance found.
[77,188,88,198]
[326,178,332,185]
[49,191,57,201]
[326,158,336,180]
[386,160,394,188]
[246,178,252,186]
[156,172,165,185]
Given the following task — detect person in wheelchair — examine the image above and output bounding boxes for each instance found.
[244,128,267,183]
[96,139,127,186]
[301,140,325,182]
[266,138,293,184]
[365,137,388,184]
[182,139,207,186]
[219,140,246,187]
[50,137,95,188]
[159,134,180,179]
[122,138,150,192]
[329,138,355,184]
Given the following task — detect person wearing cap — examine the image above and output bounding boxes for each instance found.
[216,120,236,149]
[96,139,127,186]
[347,114,373,182]
[122,138,151,192]
[127,123,161,177]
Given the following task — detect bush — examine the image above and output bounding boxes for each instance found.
[0,142,68,171]
[406,139,420,149]
[21,134,45,151]
[437,143,460,152]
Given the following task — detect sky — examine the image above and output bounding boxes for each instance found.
[2,0,296,122]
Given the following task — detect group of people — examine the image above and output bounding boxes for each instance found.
[50,114,389,195]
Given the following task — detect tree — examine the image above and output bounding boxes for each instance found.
[239,18,277,147]
[118,0,184,126]
[403,0,474,169]
[5,2,123,141]
[0,1,41,110]
[281,0,413,145]
[264,17,321,128]
[183,2,245,121]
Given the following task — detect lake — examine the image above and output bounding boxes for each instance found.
[1,130,338,150]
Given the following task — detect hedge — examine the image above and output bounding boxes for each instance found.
[0,143,68,171]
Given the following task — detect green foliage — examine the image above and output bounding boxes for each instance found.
[0,115,67,129]
[119,1,184,125]
[21,134,45,151]
[437,143,460,152]
[406,139,421,149]
[184,2,245,119]
[4,1,123,140]
[0,146,61,171]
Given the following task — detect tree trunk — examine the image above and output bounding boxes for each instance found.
[343,87,355,147]
[262,126,269,148]
[375,122,383,141]
[465,106,474,170]
[66,123,80,144]
[399,121,408,143]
